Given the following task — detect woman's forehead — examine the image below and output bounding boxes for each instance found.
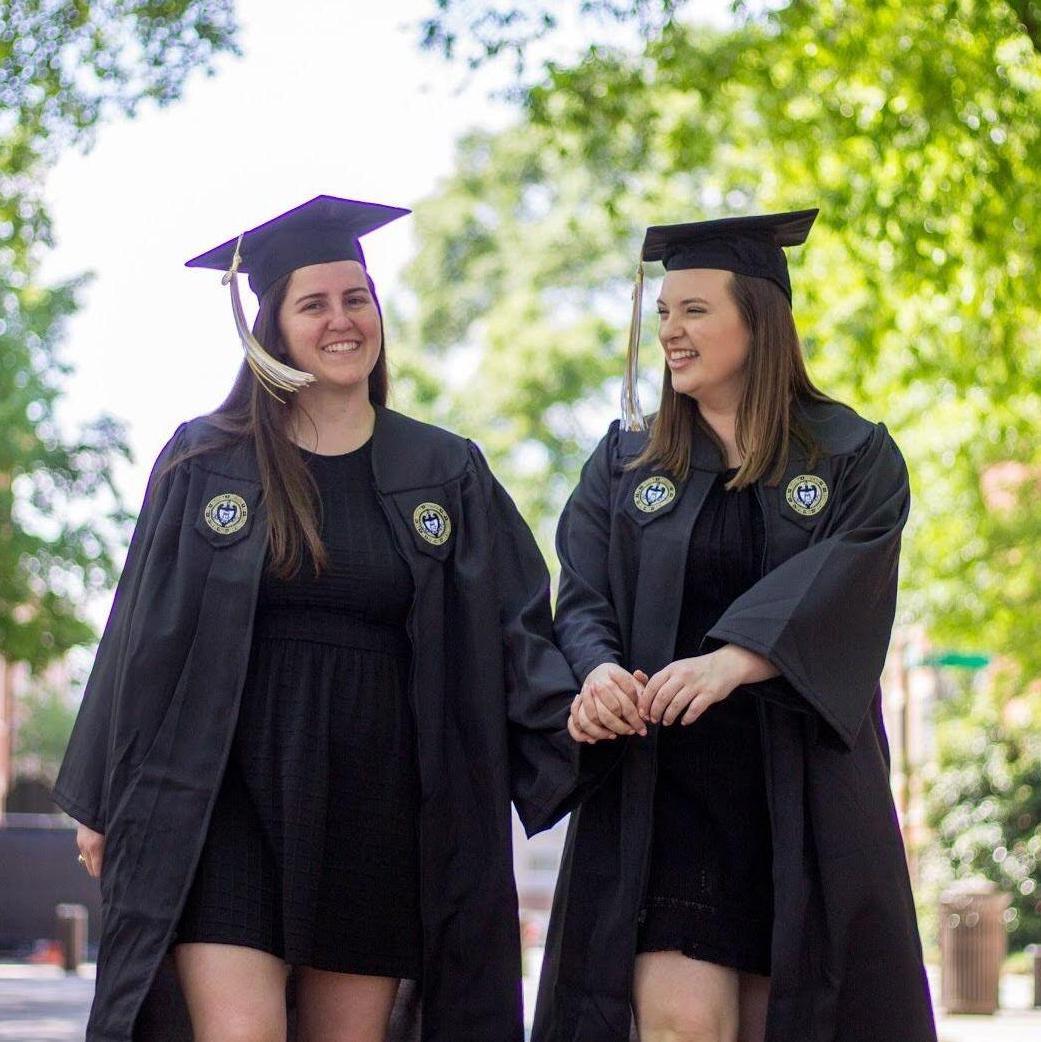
[658,267,733,299]
[287,258,368,294]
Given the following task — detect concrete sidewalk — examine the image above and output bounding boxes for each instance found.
[0,964,94,1042]
[938,1009,1041,1042]
[2,961,1038,1041]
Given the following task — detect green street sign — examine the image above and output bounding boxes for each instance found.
[920,651,992,670]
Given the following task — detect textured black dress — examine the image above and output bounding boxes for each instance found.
[636,467,774,977]
[176,440,422,979]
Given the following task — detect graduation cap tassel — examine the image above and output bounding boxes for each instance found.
[222,234,315,401]
[620,262,647,432]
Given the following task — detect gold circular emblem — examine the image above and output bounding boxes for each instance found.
[785,474,829,516]
[634,476,677,513]
[413,502,452,545]
[203,493,249,535]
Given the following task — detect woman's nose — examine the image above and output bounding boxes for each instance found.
[327,305,354,329]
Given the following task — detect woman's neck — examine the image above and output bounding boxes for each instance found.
[696,401,742,468]
[287,385,376,455]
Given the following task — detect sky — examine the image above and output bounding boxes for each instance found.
[40,0,512,503]
[41,0,733,508]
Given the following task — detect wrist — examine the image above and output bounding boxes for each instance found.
[718,643,776,685]
[712,644,746,686]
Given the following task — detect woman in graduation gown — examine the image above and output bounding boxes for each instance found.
[534,211,936,1042]
[53,195,578,1042]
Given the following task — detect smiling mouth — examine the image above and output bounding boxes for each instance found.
[667,350,700,363]
[321,340,361,354]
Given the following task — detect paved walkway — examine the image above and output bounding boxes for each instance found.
[1,961,1038,1041]
[0,964,94,1042]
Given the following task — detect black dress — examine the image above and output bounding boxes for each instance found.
[636,467,774,977]
[176,439,422,979]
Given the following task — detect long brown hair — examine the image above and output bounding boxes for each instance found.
[632,271,832,488]
[164,269,389,577]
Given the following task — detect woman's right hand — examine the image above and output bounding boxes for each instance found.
[76,823,105,879]
[568,663,649,744]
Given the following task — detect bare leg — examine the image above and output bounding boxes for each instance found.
[633,951,740,1042]
[737,972,771,1042]
[295,966,400,1042]
[174,942,288,1042]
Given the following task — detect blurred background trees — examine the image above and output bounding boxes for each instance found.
[0,1,239,799]
[925,665,1041,948]
[3,0,1037,949]
[0,1,239,670]
[406,0,1041,944]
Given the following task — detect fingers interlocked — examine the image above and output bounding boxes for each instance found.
[568,663,648,744]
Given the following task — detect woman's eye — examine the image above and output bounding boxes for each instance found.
[347,296,368,308]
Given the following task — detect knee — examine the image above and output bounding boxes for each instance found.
[194,1015,285,1042]
[639,1004,738,1042]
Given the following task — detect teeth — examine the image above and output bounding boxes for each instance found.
[670,350,699,360]
[322,341,360,353]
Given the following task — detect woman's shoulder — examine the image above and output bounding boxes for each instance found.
[177,415,226,451]
[371,406,473,490]
[795,397,890,459]
[375,406,469,451]
[152,415,257,482]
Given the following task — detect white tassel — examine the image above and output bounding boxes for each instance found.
[620,262,647,431]
[222,234,315,401]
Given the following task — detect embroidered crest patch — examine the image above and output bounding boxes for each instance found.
[203,493,249,535]
[634,476,677,514]
[785,474,829,517]
[413,502,452,545]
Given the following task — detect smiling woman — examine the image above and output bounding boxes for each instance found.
[53,195,581,1042]
[535,209,937,1042]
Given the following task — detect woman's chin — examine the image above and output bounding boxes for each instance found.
[302,366,374,394]
[670,374,704,399]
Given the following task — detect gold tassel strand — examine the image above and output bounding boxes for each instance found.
[222,234,315,401]
[620,261,647,432]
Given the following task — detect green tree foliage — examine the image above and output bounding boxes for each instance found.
[418,0,681,75]
[13,680,81,781]
[0,1,239,668]
[408,0,1041,680]
[395,126,652,543]
[924,665,1041,946]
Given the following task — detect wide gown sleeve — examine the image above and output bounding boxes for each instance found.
[467,443,582,838]
[553,424,625,685]
[51,424,188,833]
[707,423,910,749]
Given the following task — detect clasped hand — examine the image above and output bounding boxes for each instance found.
[568,646,765,744]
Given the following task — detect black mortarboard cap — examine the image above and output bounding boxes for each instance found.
[641,208,819,303]
[185,195,410,298]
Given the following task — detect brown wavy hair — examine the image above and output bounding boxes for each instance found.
[163,269,389,577]
[632,271,832,488]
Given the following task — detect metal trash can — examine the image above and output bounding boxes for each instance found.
[1029,944,1041,1009]
[55,903,88,974]
[939,879,1011,1014]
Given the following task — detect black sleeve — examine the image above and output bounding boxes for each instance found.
[51,425,188,832]
[553,423,625,685]
[707,423,909,748]
[468,443,581,837]
[552,424,634,786]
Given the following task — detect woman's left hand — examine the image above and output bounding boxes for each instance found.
[639,645,776,726]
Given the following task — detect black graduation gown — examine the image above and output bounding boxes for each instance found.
[53,405,579,1042]
[534,398,937,1042]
